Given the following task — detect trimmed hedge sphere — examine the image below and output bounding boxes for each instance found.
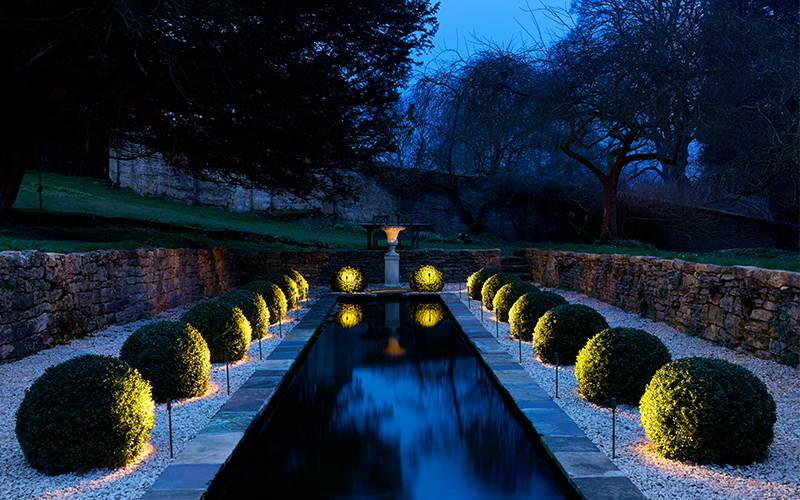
[575,327,671,406]
[509,291,568,341]
[481,272,520,311]
[181,300,252,363]
[242,280,288,324]
[467,267,500,300]
[331,265,367,293]
[640,357,777,464]
[266,273,300,311]
[532,304,609,365]
[409,265,444,292]
[15,354,154,475]
[219,289,270,339]
[120,320,211,402]
[278,268,309,300]
[493,281,538,323]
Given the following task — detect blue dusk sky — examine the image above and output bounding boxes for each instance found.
[413,0,572,71]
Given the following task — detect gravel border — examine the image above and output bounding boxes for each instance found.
[3,286,798,500]
[443,284,800,500]
[0,295,318,500]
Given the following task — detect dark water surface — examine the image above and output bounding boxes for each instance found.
[217,300,566,500]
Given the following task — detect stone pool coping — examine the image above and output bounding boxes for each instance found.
[139,292,645,500]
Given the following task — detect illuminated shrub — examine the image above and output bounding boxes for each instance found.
[509,291,568,341]
[411,302,444,327]
[467,267,500,300]
[492,281,539,322]
[181,300,252,362]
[219,289,270,339]
[640,357,776,464]
[277,268,309,300]
[481,272,520,311]
[409,265,444,292]
[266,273,300,311]
[15,354,154,475]
[575,327,671,405]
[331,266,367,293]
[242,280,288,324]
[337,303,364,328]
[120,320,211,402]
[532,304,608,365]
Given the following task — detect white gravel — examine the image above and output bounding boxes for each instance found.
[3,286,798,500]
[0,294,318,500]
[444,283,800,500]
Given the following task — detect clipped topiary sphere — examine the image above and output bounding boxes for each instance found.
[532,304,609,365]
[492,281,539,323]
[15,354,154,475]
[242,280,288,325]
[481,272,520,311]
[575,327,671,406]
[509,291,568,341]
[181,300,252,363]
[409,265,444,292]
[467,267,500,300]
[219,289,270,339]
[266,273,300,311]
[120,321,211,402]
[640,357,777,464]
[277,268,309,300]
[331,266,367,293]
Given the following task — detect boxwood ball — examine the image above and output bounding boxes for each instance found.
[640,357,776,464]
[15,354,154,475]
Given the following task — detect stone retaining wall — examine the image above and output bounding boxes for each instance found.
[0,248,499,361]
[521,249,800,364]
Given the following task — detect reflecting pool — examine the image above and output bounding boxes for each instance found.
[215,300,566,500]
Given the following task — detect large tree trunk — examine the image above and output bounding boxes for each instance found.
[599,179,618,242]
[0,138,30,220]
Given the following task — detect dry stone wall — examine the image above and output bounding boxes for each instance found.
[0,248,499,361]
[521,249,800,364]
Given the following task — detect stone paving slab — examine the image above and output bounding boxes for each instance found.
[494,369,536,383]
[265,351,299,360]
[201,411,258,434]
[218,387,275,413]
[139,490,205,500]
[146,463,222,490]
[239,376,280,389]
[173,432,244,465]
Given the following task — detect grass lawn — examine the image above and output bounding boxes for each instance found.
[3,171,797,272]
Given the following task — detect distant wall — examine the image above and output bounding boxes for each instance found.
[522,249,800,364]
[620,204,799,252]
[0,248,499,361]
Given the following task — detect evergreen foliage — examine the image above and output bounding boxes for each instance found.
[219,289,270,339]
[640,357,777,464]
[119,320,210,402]
[241,280,288,325]
[575,327,671,405]
[180,300,251,362]
[15,354,154,475]
[532,304,609,364]
[508,291,569,341]
[467,267,501,300]
[409,264,444,292]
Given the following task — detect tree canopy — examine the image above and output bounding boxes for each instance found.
[0,0,439,217]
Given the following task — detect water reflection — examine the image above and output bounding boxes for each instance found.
[219,301,564,500]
